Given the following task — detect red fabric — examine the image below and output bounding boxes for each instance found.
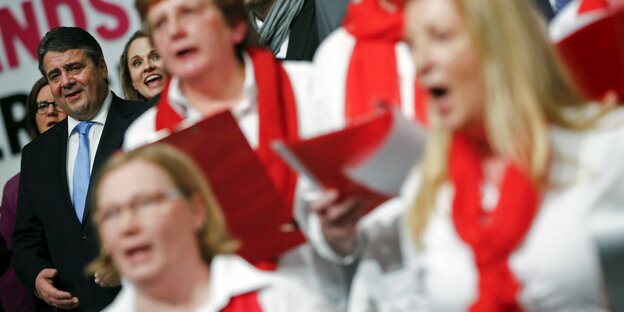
[155,48,299,209]
[579,0,608,13]
[154,49,300,267]
[254,261,278,272]
[222,291,263,312]
[154,79,183,130]
[343,0,403,121]
[248,48,300,211]
[449,134,539,312]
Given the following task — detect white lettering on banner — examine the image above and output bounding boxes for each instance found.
[0,0,142,197]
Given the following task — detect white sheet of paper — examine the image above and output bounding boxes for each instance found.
[344,109,426,197]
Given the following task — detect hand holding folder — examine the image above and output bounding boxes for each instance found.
[151,110,305,263]
[272,107,427,211]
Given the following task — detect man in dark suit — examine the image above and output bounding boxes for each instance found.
[12,27,149,311]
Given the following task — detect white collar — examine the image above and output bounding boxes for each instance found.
[202,254,272,311]
[167,52,257,121]
[104,255,271,312]
[67,90,112,136]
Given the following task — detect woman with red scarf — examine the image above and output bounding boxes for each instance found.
[310,0,624,311]
[298,0,428,271]
[89,145,311,312]
[124,0,337,310]
[309,0,427,128]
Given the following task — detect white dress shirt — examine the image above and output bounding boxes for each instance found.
[65,91,112,201]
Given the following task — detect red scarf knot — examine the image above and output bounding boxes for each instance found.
[450,134,539,312]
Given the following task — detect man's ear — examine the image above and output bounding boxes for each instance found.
[98,58,109,79]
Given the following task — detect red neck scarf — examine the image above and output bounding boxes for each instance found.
[344,0,402,120]
[222,291,263,312]
[343,0,428,124]
[449,134,539,312]
[154,48,299,209]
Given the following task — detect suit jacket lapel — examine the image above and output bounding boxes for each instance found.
[82,94,133,226]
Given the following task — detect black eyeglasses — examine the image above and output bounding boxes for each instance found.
[36,101,63,115]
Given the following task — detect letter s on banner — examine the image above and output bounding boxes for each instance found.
[90,0,130,40]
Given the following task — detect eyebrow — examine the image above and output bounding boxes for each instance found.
[46,68,61,78]
[63,61,84,69]
[46,61,86,76]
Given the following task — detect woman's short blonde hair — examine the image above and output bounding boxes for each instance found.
[406,0,596,245]
[87,144,239,284]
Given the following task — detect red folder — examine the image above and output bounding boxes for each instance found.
[153,110,305,263]
[273,107,426,210]
[555,2,624,101]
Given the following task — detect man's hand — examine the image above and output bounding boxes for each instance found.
[35,268,79,310]
[310,189,369,257]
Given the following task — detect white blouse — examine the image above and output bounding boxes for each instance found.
[102,255,316,312]
[348,107,624,312]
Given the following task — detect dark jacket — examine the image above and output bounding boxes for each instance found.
[12,93,149,312]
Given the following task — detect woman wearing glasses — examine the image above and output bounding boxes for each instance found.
[89,144,311,312]
[26,77,68,136]
[1,77,66,311]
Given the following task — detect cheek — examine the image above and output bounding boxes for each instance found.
[453,55,484,120]
[461,70,484,120]
[48,83,63,99]
[156,215,196,255]
[468,83,485,118]
[153,59,165,71]
[78,73,94,90]
[35,114,46,128]
[98,227,119,254]
[153,37,171,58]
[130,67,143,85]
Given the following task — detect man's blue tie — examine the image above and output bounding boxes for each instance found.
[73,121,94,223]
[555,0,573,13]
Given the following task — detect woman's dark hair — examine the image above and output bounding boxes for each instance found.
[25,77,50,138]
[120,30,150,102]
